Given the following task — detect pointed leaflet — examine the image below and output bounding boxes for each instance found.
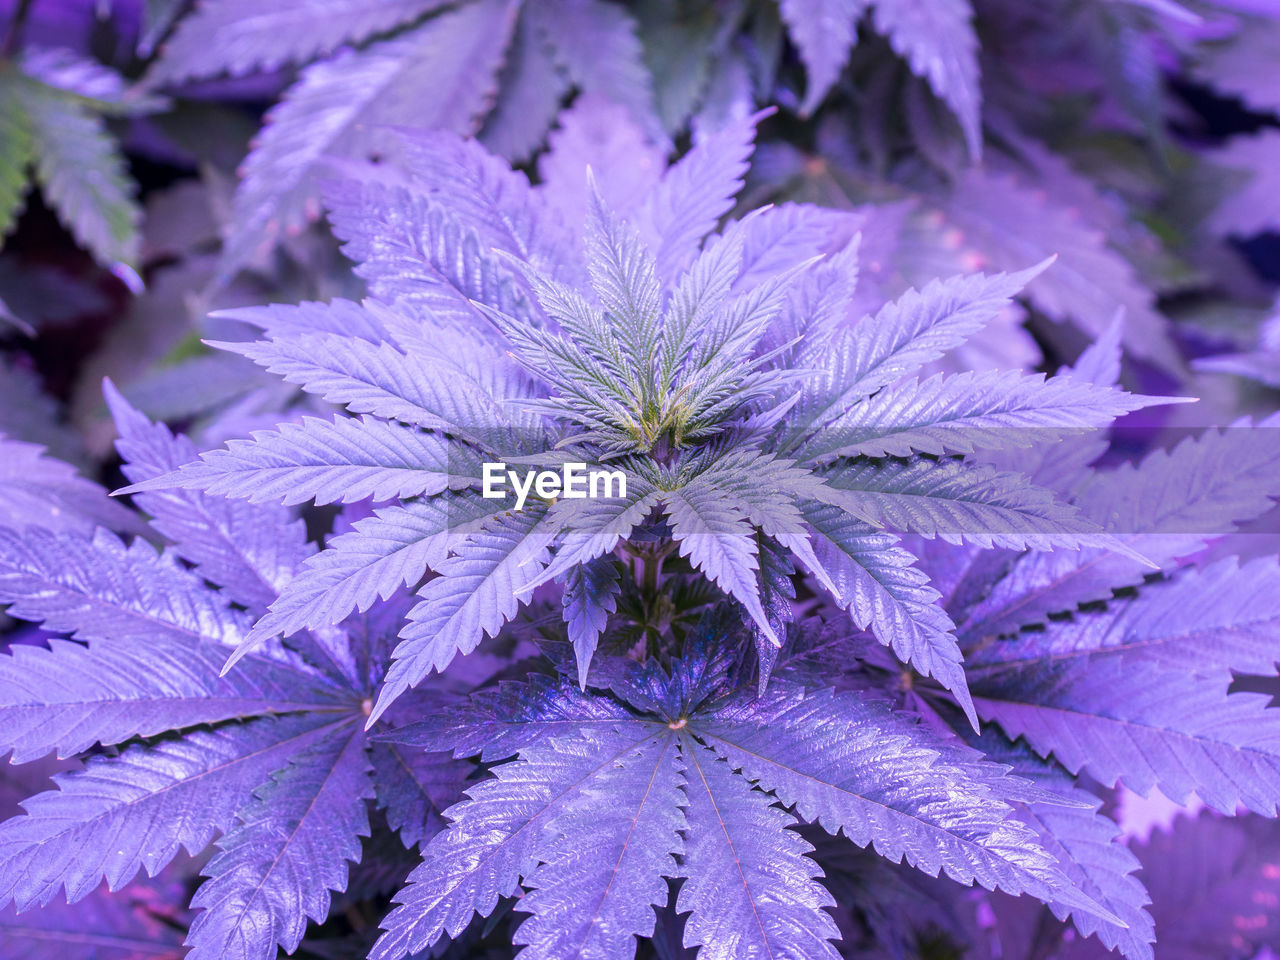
[108,383,311,612]
[514,733,684,959]
[960,413,1280,639]
[634,111,762,281]
[0,437,135,536]
[691,42,755,138]
[185,730,373,960]
[979,314,1125,493]
[678,266,811,417]
[239,493,505,659]
[562,556,622,687]
[16,47,162,114]
[663,483,777,646]
[536,93,665,236]
[634,0,722,135]
[134,414,468,506]
[678,738,841,960]
[521,476,661,592]
[968,557,1280,681]
[602,625,743,722]
[323,182,537,342]
[217,298,393,344]
[766,233,861,366]
[747,533,797,690]
[583,179,663,378]
[780,0,870,114]
[1193,18,1280,117]
[970,725,1154,960]
[14,79,139,269]
[393,128,557,263]
[802,502,975,726]
[1069,312,1125,386]
[658,219,749,393]
[0,634,341,763]
[0,80,32,237]
[1208,130,1280,238]
[372,506,553,721]
[819,457,1111,551]
[1195,345,1280,388]
[0,526,249,649]
[936,169,1176,369]
[150,0,456,82]
[369,724,663,959]
[528,0,663,146]
[370,742,471,850]
[798,369,1169,462]
[786,263,1048,445]
[733,202,858,291]
[220,332,509,440]
[382,673,645,762]
[0,714,338,910]
[110,351,272,426]
[970,647,1280,815]
[480,12,568,163]
[490,278,643,437]
[665,449,827,554]
[695,685,1111,917]
[872,0,981,157]
[221,0,516,272]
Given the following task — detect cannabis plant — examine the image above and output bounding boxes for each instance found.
[0,108,1269,960]
[4,1,1280,958]
[136,0,1280,380]
[0,43,153,279]
[124,114,1171,724]
[145,0,669,272]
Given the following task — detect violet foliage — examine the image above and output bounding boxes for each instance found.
[0,108,1277,960]
[1,1,1280,959]
[122,114,1175,729]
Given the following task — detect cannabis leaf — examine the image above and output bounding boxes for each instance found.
[970,726,1155,960]
[0,396,471,960]
[2,4,1280,960]
[0,877,189,960]
[0,436,137,537]
[0,50,151,274]
[147,0,663,274]
[129,117,1171,729]
[373,631,1114,960]
[777,0,981,153]
[1208,131,1280,239]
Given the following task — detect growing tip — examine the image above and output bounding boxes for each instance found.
[1018,255,1058,284]
[111,262,145,296]
[1106,535,1162,571]
[365,692,393,729]
[957,687,981,735]
[100,376,130,422]
[111,473,181,498]
[220,639,258,675]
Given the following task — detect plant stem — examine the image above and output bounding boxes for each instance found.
[642,550,660,597]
